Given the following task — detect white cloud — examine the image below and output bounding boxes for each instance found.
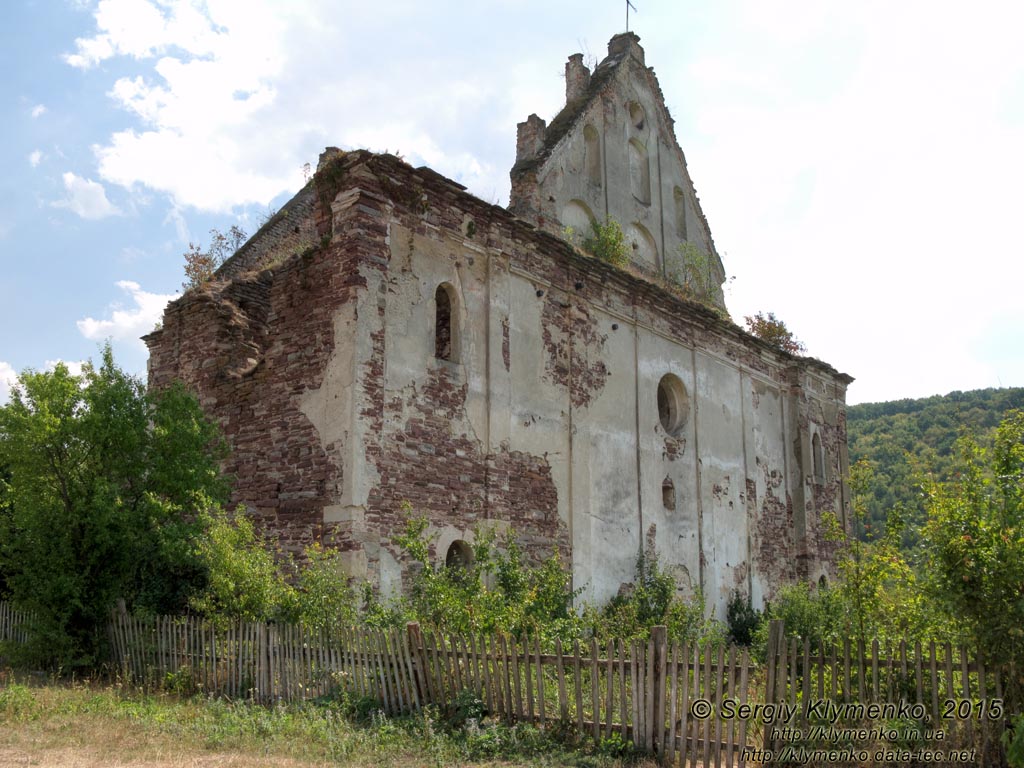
[53,172,121,219]
[28,150,42,167]
[672,0,1024,404]
[77,280,177,345]
[64,0,220,68]
[0,362,17,405]
[69,0,514,211]
[31,104,46,118]
[44,359,86,378]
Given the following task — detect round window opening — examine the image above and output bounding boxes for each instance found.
[657,374,690,437]
[445,540,474,569]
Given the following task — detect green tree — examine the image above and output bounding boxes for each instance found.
[922,409,1024,666]
[824,462,935,645]
[0,348,227,668]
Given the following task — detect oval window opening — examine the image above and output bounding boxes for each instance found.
[657,374,690,437]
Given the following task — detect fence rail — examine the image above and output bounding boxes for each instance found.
[1,603,1014,767]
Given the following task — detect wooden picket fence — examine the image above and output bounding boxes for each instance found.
[103,610,757,765]
[762,621,1015,765]
[2,602,1016,766]
[0,601,34,647]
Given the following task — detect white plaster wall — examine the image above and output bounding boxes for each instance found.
[505,274,572,533]
[637,331,700,600]
[694,352,748,617]
[570,309,642,605]
[351,220,835,618]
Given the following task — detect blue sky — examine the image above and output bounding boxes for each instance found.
[2,0,1022,405]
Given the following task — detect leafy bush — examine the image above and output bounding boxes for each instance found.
[675,242,715,298]
[726,590,762,646]
[582,219,629,268]
[586,542,725,647]
[751,582,846,659]
[189,507,296,625]
[393,514,582,642]
[182,226,246,290]
[290,544,358,635]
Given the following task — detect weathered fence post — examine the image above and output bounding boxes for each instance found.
[651,625,668,761]
[763,619,785,752]
[406,622,429,706]
[764,620,784,702]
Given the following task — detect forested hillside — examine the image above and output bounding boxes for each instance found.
[847,387,1024,544]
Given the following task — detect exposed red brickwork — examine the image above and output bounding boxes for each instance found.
[364,362,566,578]
[540,296,610,409]
[146,154,389,557]
[662,436,684,461]
[146,242,359,554]
[752,469,802,596]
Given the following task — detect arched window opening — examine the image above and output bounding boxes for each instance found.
[628,139,651,205]
[812,432,825,484]
[434,283,458,362]
[673,187,688,240]
[818,574,828,590]
[561,199,596,240]
[628,222,659,271]
[628,101,646,131]
[657,374,690,437]
[662,477,676,510]
[446,540,474,569]
[584,124,601,186]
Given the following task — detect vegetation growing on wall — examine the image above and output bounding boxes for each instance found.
[674,242,714,299]
[743,311,806,354]
[581,218,629,268]
[181,226,247,290]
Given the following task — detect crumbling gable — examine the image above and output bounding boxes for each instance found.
[510,33,726,308]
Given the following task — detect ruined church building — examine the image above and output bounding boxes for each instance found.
[146,33,852,616]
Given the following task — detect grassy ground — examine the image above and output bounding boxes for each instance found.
[0,670,654,768]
